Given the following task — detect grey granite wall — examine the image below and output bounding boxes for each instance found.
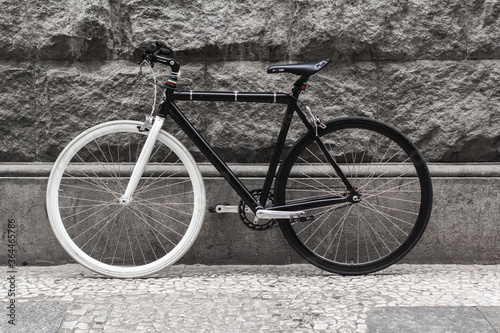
[1,0,499,163]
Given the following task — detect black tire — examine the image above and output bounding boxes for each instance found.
[275,117,432,275]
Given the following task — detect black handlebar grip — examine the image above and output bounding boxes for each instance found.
[154,47,173,57]
[146,42,161,54]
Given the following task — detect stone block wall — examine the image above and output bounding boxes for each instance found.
[1,1,500,266]
[1,0,499,163]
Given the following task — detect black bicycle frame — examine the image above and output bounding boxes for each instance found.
[157,86,356,213]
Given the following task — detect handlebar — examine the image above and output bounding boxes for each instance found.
[137,42,173,64]
[138,42,180,88]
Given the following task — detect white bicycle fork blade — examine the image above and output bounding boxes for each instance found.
[120,116,165,204]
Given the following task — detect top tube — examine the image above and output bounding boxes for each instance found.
[172,91,292,104]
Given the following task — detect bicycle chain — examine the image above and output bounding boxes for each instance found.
[238,189,277,230]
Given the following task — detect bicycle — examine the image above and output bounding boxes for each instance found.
[46,42,433,278]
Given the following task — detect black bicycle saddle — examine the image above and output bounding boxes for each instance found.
[267,59,330,76]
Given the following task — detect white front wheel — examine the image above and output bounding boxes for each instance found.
[46,120,206,278]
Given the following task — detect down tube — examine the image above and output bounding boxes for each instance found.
[166,102,261,212]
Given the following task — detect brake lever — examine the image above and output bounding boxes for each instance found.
[137,54,154,68]
[137,41,163,65]
[137,53,147,65]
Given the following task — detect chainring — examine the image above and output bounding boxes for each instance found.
[238,189,277,230]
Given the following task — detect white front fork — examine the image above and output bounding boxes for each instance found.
[120,116,165,205]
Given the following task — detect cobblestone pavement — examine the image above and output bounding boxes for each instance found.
[1,264,500,332]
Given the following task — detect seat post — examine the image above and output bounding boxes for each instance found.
[292,75,310,98]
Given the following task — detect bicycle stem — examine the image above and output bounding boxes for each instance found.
[120,116,165,205]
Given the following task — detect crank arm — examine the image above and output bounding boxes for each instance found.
[213,205,251,214]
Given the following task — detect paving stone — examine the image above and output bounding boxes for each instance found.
[366,307,498,333]
[478,307,500,332]
[1,264,500,332]
[0,300,71,333]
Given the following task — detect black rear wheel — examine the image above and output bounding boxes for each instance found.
[275,117,432,275]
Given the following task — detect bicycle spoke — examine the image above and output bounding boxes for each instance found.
[86,211,122,257]
[135,178,192,196]
[59,199,118,217]
[135,207,168,260]
[63,199,119,231]
[62,168,122,198]
[126,206,184,246]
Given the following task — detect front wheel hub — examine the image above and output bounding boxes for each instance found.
[119,196,131,206]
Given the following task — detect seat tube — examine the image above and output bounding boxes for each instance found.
[120,116,165,205]
[259,78,308,206]
[259,101,296,206]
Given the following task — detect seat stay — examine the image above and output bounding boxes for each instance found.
[293,104,357,194]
